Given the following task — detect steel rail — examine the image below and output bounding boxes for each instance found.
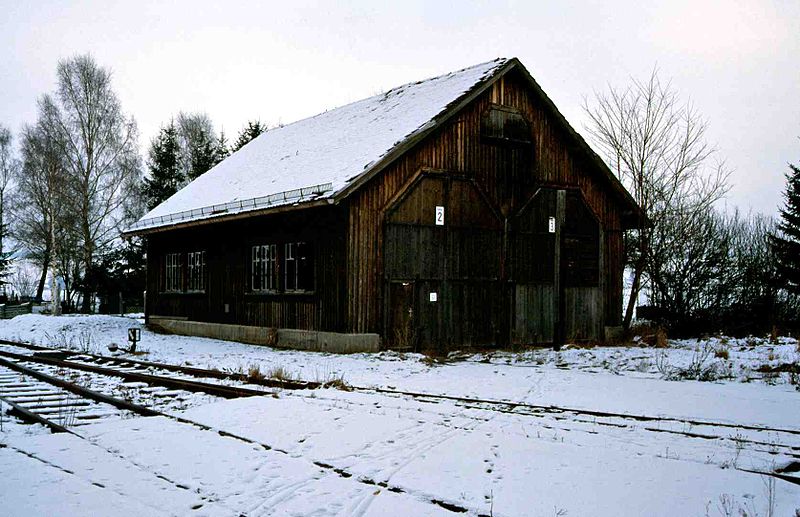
[0,356,160,417]
[2,338,798,438]
[0,339,318,390]
[0,350,270,399]
[0,393,71,434]
[0,339,796,489]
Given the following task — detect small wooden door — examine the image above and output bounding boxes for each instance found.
[387,281,415,350]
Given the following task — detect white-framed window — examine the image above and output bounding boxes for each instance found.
[187,251,206,292]
[252,244,277,292]
[164,252,183,292]
[285,242,314,292]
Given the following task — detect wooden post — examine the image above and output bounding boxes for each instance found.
[554,190,566,347]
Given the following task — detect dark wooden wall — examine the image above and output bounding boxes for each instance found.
[346,68,627,343]
[382,174,505,349]
[146,206,347,331]
[144,66,631,347]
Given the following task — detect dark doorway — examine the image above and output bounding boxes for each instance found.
[387,281,415,350]
[383,173,503,350]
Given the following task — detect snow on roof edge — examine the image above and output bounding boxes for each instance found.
[127,58,510,234]
[126,182,334,234]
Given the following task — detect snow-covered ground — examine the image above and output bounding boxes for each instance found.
[1,314,798,516]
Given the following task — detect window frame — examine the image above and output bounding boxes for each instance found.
[480,103,532,146]
[186,250,206,293]
[284,241,315,293]
[251,244,279,293]
[163,252,184,293]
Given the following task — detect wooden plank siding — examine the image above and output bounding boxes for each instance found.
[146,205,347,332]
[346,68,625,341]
[142,63,631,348]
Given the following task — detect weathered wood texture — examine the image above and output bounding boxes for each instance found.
[146,206,347,331]
[144,65,630,347]
[347,68,625,343]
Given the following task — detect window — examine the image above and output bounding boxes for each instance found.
[481,105,531,145]
[252,244,278,291]
[187,251,206,292]
[164,253,183,292]
[285,242,314,292]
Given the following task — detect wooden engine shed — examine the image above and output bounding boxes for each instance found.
[125,57,642,352]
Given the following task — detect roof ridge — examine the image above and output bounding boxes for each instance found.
[246,58,510,139]
[129,57,518,233]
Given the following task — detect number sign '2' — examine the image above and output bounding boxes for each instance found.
[435,206,445,226]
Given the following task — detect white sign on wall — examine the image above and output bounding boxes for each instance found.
[435,206,445,226]
[429,292,438,302]
[548,216,556,233]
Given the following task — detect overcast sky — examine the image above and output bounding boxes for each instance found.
[2,0,798,215]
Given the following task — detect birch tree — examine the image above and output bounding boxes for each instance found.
[15,122,67,302]
[583,69,730,329]
[0,125,16,287]
[176,111,225,181]
[38,54,141,312]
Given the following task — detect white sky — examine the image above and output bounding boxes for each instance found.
[2,0,798,215]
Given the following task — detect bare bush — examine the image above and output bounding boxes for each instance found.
[655,344,727,382]
[266,365,295,383]
[247,363,264,382]
[714,347,730,360]
[44,328,95,353]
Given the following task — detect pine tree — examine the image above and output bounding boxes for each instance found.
[215,130,230,164]
[232,120,266,152]
[142,122,182,210]
[770,161,800,294]
[187,131,218,181]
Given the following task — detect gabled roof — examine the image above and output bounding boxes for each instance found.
[126,58,641,235]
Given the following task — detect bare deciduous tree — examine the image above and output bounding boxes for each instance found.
[14,122,67,302]
[38,54,141,312]
[176,111,218,181]
[583,69,730,329]
[10,261,37,300]
[646,206,734,332]
[0,125,17,287]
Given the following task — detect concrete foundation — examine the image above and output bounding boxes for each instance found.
[147,316,381,353]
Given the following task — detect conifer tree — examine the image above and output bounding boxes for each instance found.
[215,130,230,164]
[232,120,266,152]
[142,122,182,210]
[187,131,218,181]
[770,160,800,294]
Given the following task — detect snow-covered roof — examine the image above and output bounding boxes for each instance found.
[128,58,510,233]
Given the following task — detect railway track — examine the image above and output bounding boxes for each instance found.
[0,341,480,515]
[1,337,798,487]
[2,338,799,442]
[0,357,157,433]
[0,340,277,433]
